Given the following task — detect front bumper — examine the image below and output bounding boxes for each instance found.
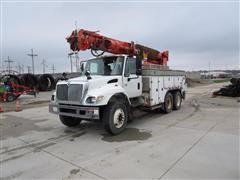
[49,102,100,120]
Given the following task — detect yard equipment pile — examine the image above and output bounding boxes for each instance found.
[213,78,240,97]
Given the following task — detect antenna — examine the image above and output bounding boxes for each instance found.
[27,48,38,74]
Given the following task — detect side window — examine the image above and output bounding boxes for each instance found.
[125,57,136,76]
[125,60,130,76]
[129,58,136,74]
[89,63,98,74]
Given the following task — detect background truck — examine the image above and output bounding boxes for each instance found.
[49,29,186,134]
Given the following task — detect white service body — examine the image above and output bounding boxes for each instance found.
[49,55,186,123]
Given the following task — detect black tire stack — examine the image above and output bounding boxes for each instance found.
[20,73,39,89]
[0,73,57,92]
[213,78,240,97]
[38,74,56,91]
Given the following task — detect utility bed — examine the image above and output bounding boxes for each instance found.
[141,64,186,107]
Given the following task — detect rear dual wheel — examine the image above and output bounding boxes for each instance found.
[163,92,173,113]
[173,91,182,110]
[163,91,182,113]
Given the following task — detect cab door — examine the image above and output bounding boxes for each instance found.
[123,57,142,98]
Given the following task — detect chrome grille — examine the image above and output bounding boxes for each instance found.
[57,84,68,101]
[68,84,83,101]
[57,84,83,102]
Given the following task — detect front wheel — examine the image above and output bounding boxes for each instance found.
[59,115,82,127]
[103,101,128,135]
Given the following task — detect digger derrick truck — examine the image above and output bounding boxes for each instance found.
[49,29,187,135]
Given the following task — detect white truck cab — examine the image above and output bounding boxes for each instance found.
[49,55,186,134]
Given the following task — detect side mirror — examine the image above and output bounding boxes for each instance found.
[136,69,142,76]
[85,70,92,80]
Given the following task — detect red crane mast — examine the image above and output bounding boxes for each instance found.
[66,29,169,66]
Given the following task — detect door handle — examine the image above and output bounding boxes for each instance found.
[127,76,139,81]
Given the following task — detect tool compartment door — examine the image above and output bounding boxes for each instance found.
[158,77,165,103]
[174,76,182,88]
[150,76,159,106]
[163,76,174,89]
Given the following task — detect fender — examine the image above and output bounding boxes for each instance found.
[83,83,130,106]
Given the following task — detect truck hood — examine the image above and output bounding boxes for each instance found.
[57,75,122,90]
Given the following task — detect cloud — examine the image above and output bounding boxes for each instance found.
[1,1,239,73]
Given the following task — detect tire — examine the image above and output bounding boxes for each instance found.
[103,101,128,135]
[173,91,182,110]
[59,115,82,127]
[6,93,16,102]
[163,92,173,114]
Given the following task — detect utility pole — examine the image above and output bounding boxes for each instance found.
[41,58,47,74]
[208,61,211,79]
[21,64,24,74]
[15,63,21,74]
[27,66,31,74]
[51,64,56,74]
[27,48,38,74]
[4,56,14,74]
[18,63,21,74]
[15,65,18,73]
[16,63,22,74]
[68,52,73,73]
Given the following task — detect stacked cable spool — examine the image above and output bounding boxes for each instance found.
[0,73,57,91]
[38,74,56,91]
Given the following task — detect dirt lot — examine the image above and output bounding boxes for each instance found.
[0,82,239,179]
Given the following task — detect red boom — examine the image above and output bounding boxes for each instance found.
[67,29,169,65]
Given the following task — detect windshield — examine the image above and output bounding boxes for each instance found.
[85,56,124,76]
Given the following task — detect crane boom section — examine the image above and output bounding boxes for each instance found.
[67,29,168,65]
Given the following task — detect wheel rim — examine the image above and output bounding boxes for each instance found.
[8,95,15,102]
[113,108,125,128]
[176,94,181,107]
[167,96,172,110]
[167,97,172,110]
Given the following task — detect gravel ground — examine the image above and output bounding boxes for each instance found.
[0,82,239,179]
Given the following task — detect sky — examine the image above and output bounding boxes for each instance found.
[1,1,239,74]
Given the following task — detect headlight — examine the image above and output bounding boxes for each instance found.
[86,96,104,104]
